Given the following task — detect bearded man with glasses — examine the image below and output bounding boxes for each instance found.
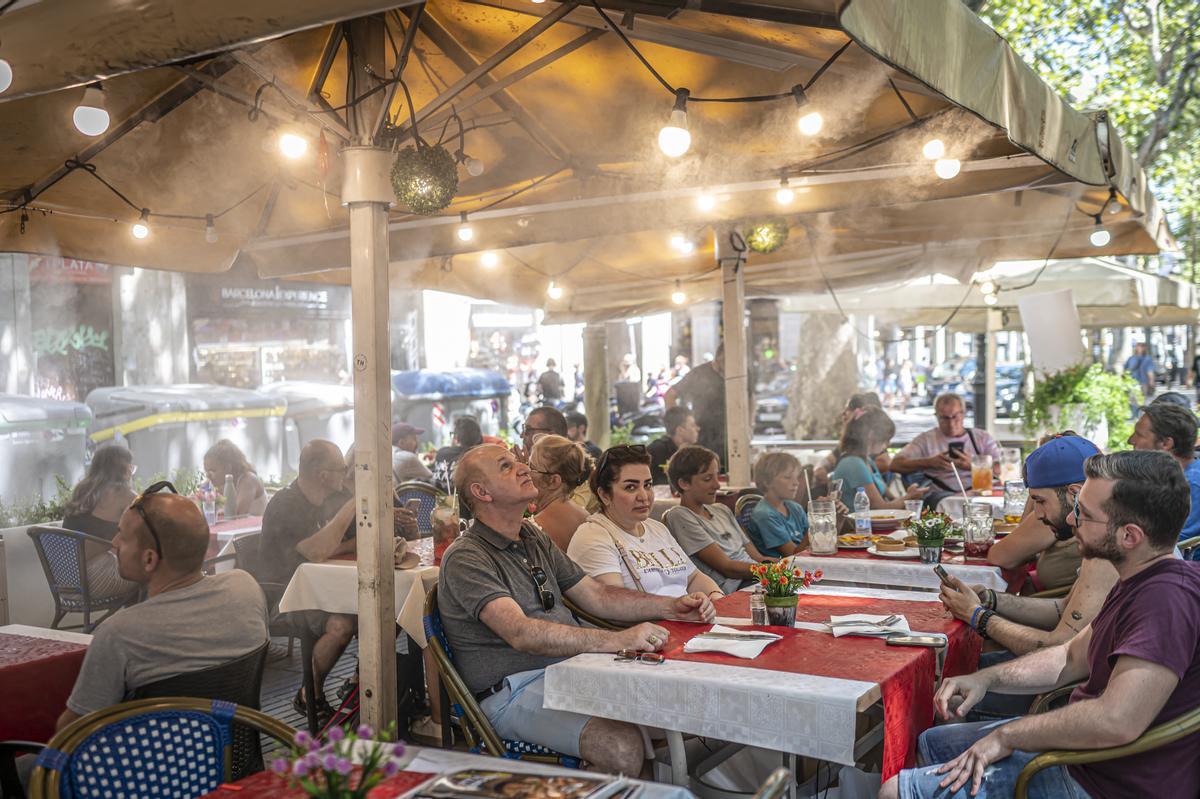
[53,484,268,733]
[438,444,716,776]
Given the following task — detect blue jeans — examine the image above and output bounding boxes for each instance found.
[897,719,1090,799]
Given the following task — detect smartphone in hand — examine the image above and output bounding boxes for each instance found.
[933,564,955,588]
[947,441,966,458]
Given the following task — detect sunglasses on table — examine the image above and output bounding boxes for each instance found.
[614,649,665,665]
[129,480,179,557]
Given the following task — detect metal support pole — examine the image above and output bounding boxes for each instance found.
[717,230,751,485]
[972,331,990,432]
[345,14,397,733]
[985,310,1000,435]
[583,323,611,449]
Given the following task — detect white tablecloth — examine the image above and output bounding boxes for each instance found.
[544,653,874,765]
[278,561,439,647]
[0,624,92,645]
[936,495,1004,521]
[786,553,1008,592]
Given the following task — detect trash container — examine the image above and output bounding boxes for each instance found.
[85,384,287,482]
[0,394,92,503]
[391,369,510,448]
[259,381,355,476]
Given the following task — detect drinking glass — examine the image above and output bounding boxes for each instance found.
[999,447,1022,483]
[904,499,924,520]
[963,513,995,559]
[1003,480,1028,524]
[971,454,994,495]
[808,499,838,555]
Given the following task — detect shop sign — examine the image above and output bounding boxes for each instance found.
[29,256,113,284]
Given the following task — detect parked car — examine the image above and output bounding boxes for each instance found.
[927,358,1025,417]
[754,373,791,434]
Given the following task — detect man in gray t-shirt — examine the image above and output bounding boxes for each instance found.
[56,490,267,731]
[439,445,717,776]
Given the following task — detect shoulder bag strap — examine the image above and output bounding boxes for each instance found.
[594,514,647,593]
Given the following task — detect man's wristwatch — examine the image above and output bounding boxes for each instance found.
[980,588,997,611]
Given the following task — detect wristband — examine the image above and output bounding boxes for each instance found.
[970,606,984,629]
[977,609,995,640]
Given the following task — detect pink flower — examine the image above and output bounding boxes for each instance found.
[356,724,374,739]
[335,758,353,775]
[292,760,310,777]
[294,731,311,749]
[382,760,401,778]
[270,758,289,775]
[327,726,345,743]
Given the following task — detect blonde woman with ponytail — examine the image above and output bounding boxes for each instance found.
[528,435,593,551]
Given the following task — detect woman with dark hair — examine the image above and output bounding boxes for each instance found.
[831,408,927,509]
[664,445,773,594]
[529,435,592,551]
[567,445,723,600]
[62,444,138,598]
[203,439,267,517]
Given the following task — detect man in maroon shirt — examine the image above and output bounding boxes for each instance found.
[880,449,1200,799]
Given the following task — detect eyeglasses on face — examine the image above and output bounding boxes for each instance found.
[614,649,665,664]
[129,480,179,557]
[1071,493,1105,527]
[529,564,555,612]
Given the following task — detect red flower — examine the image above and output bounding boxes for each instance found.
[759,578,768,586]
[814,570,824,580]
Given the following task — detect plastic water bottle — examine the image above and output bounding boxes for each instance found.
[854,486,871,535]
[200,480,217,525]
[222,475,237,518]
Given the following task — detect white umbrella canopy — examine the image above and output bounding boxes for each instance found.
[0,0,1173,319]
[778,257,1199,332]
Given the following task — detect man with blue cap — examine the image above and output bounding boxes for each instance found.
[938,435,1118,720]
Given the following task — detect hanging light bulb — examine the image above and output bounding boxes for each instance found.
[457,212,474,242]
[983,293,999,306]
[73,84,110,136]
[1090,216,1111,247]
[0,58,12,95]
[922,138,945,160]
[130,209,150,240]
[463,154,485,177]
[798,111,823,136]
[547,281,563,300]
[671,281,686,305]
[696,192,716,211]
[934,158,961,180]
[481,251,499,268]
[978,279,996,295]
[278,131,308,159]
[657,89,691,158]
[204,214,218,244]
[679,240,695,255]
[776,177,794,205]
[669,233,686,251]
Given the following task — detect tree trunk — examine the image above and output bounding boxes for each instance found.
[785,313,860,439]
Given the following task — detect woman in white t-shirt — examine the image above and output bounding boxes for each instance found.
[568,445,724,600]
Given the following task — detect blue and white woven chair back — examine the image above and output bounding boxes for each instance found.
[735,496,761,535]
[57,708,230,798]
[396,484,440,535]
[28,528,85,595]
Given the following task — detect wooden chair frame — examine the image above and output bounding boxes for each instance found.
[28,697,295,799]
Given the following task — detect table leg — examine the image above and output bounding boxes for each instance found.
[299,630,319,734]
[665,730,689,786]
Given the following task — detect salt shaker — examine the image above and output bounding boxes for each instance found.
[750,587,769,626]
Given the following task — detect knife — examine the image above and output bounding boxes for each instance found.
[693,632,782,641]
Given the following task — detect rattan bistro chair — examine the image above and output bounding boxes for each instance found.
[128,642,270,780]
[27,526,140,632]
[27,698,295,799]
[396,481,443,538]
[1178,535,1200,556]
[1013,691,1200,798]
[422,586,580,767]
[752,768,794,799]
[734,494,762,535]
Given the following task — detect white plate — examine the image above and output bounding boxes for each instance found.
[837,541,873,550]
[867,544,922,559]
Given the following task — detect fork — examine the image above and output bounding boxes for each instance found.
[833,614,902,628]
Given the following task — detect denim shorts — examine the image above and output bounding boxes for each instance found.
[479,669,591,758]
[898,719,1091,799]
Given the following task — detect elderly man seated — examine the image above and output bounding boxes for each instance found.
[880,450,1200,799]
[57,484,268,731]
[438,444,717,775]
[890,392,1001,505]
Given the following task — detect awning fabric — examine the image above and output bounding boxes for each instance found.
[0,0,1172,322]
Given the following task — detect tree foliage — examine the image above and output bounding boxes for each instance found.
[974,0,1200,273]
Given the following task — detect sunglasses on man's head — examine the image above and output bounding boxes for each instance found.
[129,480,179,557]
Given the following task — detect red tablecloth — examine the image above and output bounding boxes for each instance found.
[0,633,89,742]
[657,592,979,780]
[198,769,434,798]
